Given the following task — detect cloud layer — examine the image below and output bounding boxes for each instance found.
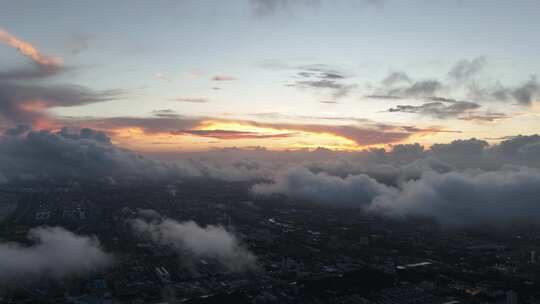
[0,127,183,181]
[130,212,256,272]
[251,135,540,227]
[0,227,111,281]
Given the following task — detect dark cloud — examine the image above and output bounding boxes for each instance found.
[152,109,181,118]
[467,77,540,105]
[458,112,512,122]
[376,71,443,98]
[375,58,538,107]
[77,116,202,134]
[130,212,256,272]
[0,127,183,181]
[399,80,443,97]
[294,79,357,98]
[387,101,481,118]
[289,65,356,99]
[496,134,540,159]
[431,138,489,156]
[448,56,487,81]
[2,123,540,229]
[425,96,459,103]
[259,61,356,99]
[0,64,63,81]
[382,71,412,87]
[252,162,540,228]
[0,226,111,281]
[0,80,124,126]
[373,57,539,112]
[511,77,540,105]
[0,28,124,128]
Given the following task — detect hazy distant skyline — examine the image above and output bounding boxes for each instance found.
[1,0,540,152]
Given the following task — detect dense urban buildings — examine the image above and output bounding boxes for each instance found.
[1,178,539,303]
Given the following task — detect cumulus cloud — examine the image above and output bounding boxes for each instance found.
[194,159,278,182]
[253,166,540,227]
[371,168,540,227]
[0,127,183,181]
[0,122,439,182]
[252,166,395,207]
[251,135,540,227]
[3,126,540,229]
[0,226,111,281]
[130,213,256,271]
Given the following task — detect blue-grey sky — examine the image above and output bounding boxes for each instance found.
[1,0,539,152]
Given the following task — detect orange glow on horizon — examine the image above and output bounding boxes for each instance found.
[104,121,375,153]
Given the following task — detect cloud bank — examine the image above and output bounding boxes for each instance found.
[130,212,256,272]
[251,135,540,227]
[0,227,111,281]
[0,126,183,181]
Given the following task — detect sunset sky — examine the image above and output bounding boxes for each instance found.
[1,0,539,153]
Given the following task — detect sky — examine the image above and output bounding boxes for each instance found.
[1,0,540,153]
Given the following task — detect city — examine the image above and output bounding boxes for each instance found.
[1,176,539,303]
